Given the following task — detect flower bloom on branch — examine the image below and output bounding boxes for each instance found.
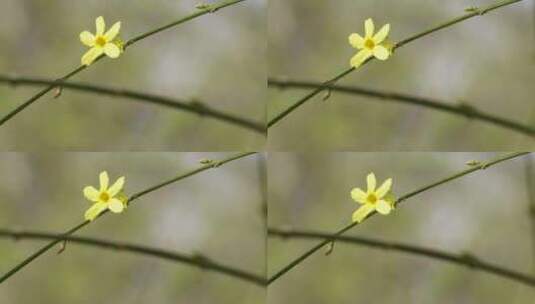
[80,16,123,66]
[350,172,395,223]
[83,171,128,221]
[348,18,393,68]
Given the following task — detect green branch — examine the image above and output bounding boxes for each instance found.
[0,152,256,284]
[268,78,535,137]
[0,0,247,127]
[0,76,265,133]
[268,0,524,128]
[0,229,265,286]
[525,155,535,273]
[267,152,531,284]
[269,228,535,287]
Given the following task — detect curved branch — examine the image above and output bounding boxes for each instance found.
[268,78,534,137]
[0,152,256,284]
[0,76,264,133]
[0,229,265,286]
[268,0,524,128]
[267,152,531,284]
[0,0,247,127]
[269,228,535,287]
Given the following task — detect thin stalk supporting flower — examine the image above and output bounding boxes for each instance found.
[80,16,124,66]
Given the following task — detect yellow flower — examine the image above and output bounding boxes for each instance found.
[79,16,123,66]
[350,173,395,223]
[83,171,128,221]
[348,18,392,68]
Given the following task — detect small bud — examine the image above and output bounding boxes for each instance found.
[465,160,480,166]
[322,88,332,101]
[199,158,213,165]
[324,241,335,255]
[53,86,63,98]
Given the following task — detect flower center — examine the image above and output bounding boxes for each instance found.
[364,39,375,49]
[95,36,107,47]
[367,193,377,204]
[99,192,110,202]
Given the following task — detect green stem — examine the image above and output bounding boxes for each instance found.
[269,228,535,287]
[525,155,535,273]
[0,229,265,286]
[268,0,524,128]
[0,152,256,284]
[268,78,535,137]
[0,76,265,133]
[267,152,531,284]
[0,0,247,127]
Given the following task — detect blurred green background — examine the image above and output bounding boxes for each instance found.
[268,152,534,303]
[0,0,266,150]
[268,0,535,150]
[0,152,265,303]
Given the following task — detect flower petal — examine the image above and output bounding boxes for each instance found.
[348,33,364,49]
[84,202,107,221]
[99,171,109,190]
[373,24,390,44]
[104,21,121,41]
[108,176,125,196]
[375,178,392,198]
[81,47,103,66]
[349,49,372,68]
[103,43,121,58]
[83,186,100,202]
[350,187,367,204]
[80,31,95,47]
[364,18,374,38]
[366,173,376,192]
[352,204,375,223]
[376,200,392,215]
[373,45,390,60]
[96,16,105,36]
[108,198,124,213]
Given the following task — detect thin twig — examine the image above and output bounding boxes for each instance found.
[0,229,265,286]
[268,78,535,137]
[267,152,531,284]
[269,228,535,287]
[0,0,247,127]
[0,75,264,133]
[525,154,535,273]
[267,0,524,128]
[0,152,256,284]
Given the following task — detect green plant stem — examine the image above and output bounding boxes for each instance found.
[267,152,531,285]
[0,229,265,286]
[0,0,247,127]
[269,228,535,287]
[525,155,535,273]
[268,78,535,137]
[0,75,264,133]
[0,152,256,284]
[268,0,524,128]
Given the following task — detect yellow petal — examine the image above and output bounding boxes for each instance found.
[96,16,105,36]
[84,202,107,221]
[108,198,124,213]
[80,31,95,47]
[375,178,392,198]
[376,200,392,215]
[348,33,364,49]
[373,45,390,60]
[364,18,374,38]
[373,24,390,44]
[103,43,121,58]
[352,204,375,223]
[81,47,103,66]
[108,176,125,196]
[99,171,109,190]
[350,188,367,204]
[349,49,372,68]
[83,186,100,202]
[366,172,376,192]
[104,21,121,41]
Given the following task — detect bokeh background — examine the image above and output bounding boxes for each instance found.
[268,0,535,150]
[0,152,265,303]
[268,152,535,303]
[0,0,266,150]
